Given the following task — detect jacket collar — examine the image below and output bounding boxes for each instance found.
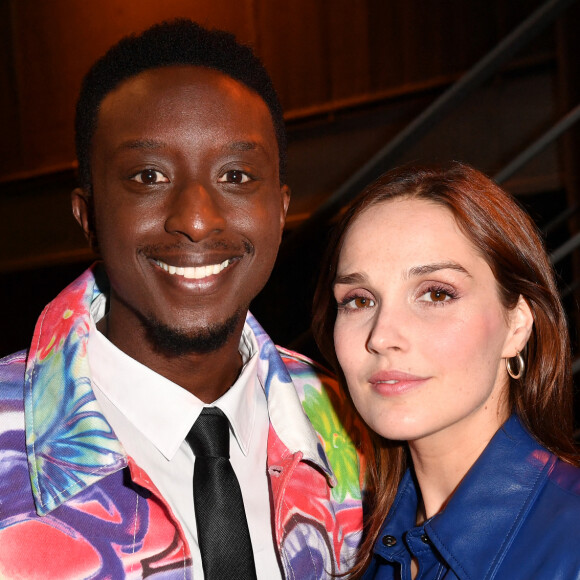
[246,315,336,484]
[25,265,334,516]
[375,415,555,579]
[425,415,556,579]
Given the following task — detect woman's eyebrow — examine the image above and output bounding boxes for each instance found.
[333,262,470,287]
[407,261,470,278]
[333,272,367,286]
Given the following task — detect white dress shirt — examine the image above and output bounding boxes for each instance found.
[87,295,283,579]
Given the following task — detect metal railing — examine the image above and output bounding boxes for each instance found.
[276,0,580,383]
[494,103,580,185]
[280,0,578,261]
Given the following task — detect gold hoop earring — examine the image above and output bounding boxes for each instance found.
[506,351,525,380]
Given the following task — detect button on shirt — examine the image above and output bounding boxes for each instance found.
[364,471,446,579]
[87,297,283,580]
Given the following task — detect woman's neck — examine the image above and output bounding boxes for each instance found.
[409,411,508,520]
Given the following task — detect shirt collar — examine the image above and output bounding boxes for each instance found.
[89,293,259,460]
[212,327,259,457]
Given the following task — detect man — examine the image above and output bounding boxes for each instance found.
[0,19,364,580]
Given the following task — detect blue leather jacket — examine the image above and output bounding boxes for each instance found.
[364,414,580,579]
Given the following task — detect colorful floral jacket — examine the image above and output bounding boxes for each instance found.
[0,266,365,579]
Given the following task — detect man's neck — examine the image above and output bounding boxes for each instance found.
[98,314,246,403]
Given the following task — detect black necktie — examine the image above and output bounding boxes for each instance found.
[185,407,257,580]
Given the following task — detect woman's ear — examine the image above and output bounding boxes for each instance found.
[502,295,534,357]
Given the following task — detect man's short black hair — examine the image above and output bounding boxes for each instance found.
[75,18,287,192]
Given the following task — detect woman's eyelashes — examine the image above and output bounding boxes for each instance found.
[336,290,376,311]
[416,284,459,305]
[335,283,460,312]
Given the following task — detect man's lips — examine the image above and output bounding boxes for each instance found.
[153,258,232,280]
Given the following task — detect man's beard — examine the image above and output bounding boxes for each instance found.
[140,309,243,357]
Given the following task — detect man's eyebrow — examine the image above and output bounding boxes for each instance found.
[227,140,275,158]
[407,261,470,278]
[115,139,265,154]
[116,139,164,151]
[228,140,259,152]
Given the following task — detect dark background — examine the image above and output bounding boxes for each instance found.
[1,0,579,425]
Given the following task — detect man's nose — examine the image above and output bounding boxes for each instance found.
[164,182,226,242]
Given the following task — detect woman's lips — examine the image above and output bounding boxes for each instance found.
[368,371,430,396]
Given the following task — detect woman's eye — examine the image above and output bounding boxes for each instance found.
[418,288,453,303]
[131,169,169,184]
[341,296,376,310]
[218,170,251,184]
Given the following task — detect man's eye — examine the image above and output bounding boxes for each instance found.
[131,169,169,184]
[218,170,251,184]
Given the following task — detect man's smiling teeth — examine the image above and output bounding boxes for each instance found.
[155,259,230,279]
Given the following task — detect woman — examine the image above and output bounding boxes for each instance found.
[312,163,580,579]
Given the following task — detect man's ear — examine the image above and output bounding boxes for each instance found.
[502,295,534,358]
[71,188,97,250]
[279,184,291,232]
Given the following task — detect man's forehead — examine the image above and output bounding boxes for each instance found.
[103,65,265,110]
[88,65,281,186]
[94,65,275,140]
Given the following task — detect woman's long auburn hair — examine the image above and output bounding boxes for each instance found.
[312,162,578,578]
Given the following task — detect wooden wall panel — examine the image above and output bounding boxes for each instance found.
[255,0,332,110]
[367,0,497,90]
[0,0,573,364]
[324,0,371,101]
[0,0,557,182]
[0,2,21,172]
[365,1,407,89]
[0,0,257,180]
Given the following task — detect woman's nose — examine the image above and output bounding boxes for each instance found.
[366,305,410,354]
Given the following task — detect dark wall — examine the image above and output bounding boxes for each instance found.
[1,0,576,372]
[0,0,549,183]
